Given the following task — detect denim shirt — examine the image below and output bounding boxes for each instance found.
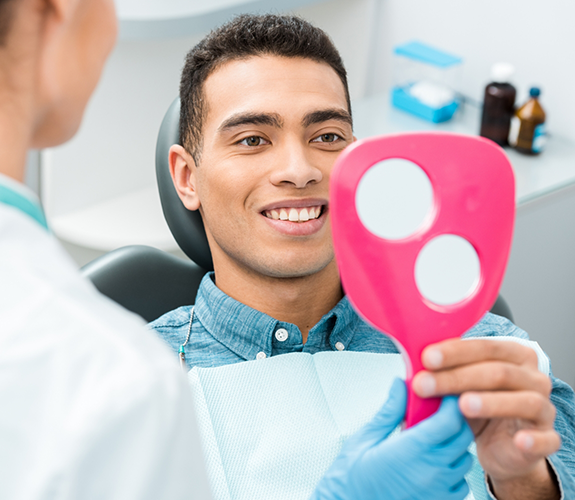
[150,273,575,498]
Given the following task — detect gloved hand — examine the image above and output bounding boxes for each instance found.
[311,378,474,500]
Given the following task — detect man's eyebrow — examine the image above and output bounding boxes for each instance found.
[218,112,284,132]
[302,109,353,128]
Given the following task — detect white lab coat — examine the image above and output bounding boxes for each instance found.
[0,202,212,499]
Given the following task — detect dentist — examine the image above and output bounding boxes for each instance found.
[0,0,213,498]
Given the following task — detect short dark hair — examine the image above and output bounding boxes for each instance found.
[179,14,351,164]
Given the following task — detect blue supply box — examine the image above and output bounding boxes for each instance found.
[391,41,463,123]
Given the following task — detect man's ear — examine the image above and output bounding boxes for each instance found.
[169,144,201,211]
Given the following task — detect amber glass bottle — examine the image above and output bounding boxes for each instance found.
[480,63,516,146]
[509,87,546,155]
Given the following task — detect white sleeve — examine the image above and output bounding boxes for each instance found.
[56,361,211,500]
[0,209,212,500]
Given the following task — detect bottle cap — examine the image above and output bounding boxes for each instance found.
[530,87,541,97]
[490,62,515,83]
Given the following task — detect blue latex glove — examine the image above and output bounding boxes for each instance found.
[311,378,474,500]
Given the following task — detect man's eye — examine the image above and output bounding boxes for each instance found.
[312,133,341,143]
[239,136,267,147]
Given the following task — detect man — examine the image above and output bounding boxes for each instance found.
[0,1,481,498]
[151,14,575,500]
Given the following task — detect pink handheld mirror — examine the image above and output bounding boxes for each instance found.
[330,132,515,427]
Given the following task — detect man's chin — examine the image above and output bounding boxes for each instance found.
[210,240,336,281]
[245,256,336,281]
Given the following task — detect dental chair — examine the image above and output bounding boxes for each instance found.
[81,98,514,324]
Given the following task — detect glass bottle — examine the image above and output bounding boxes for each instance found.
[509,87,546,155]
[480,63,516,147]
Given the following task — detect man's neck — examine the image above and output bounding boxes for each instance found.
[213,259,343,343]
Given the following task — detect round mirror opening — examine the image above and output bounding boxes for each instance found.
[415,234,481,306]
[356,158,433,240]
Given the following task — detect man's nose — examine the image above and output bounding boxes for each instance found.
[269,143,323,188]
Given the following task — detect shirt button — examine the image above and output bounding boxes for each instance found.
[335,342,345,351]
[275,328,289,342]
[256,352,267,360]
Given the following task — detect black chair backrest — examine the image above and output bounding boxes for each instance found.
[155,97,213,271]
[489,294,514,323]
[82,245,206,322]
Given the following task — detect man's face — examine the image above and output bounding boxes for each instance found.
[191,55,353,279]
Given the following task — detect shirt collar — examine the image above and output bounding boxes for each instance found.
[315,297,357,352]
[0,173,48,230]
[194,273,359,361]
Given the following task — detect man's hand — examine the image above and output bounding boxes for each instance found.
[412,338,561,500]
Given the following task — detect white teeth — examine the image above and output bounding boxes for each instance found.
[265,205,322,222]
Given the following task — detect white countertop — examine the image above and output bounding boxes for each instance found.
[352,93,575,205]
[49,186,178,252]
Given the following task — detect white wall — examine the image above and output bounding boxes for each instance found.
[369,0,575,140]
[296,0,378,101]
[43,33,203,217]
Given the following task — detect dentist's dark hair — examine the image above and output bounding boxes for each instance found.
[179,14,351,165]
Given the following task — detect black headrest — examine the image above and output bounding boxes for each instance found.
[155,98,214,271]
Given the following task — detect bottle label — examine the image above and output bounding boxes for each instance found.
[508,116,520,147]
[532,123,546,153]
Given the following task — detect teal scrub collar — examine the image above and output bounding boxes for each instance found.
[0,179,48,230]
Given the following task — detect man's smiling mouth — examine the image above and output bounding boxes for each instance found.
[263,206,323,223]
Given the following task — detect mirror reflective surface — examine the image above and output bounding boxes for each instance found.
[415,234,481,305]
[355,158,433,240]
